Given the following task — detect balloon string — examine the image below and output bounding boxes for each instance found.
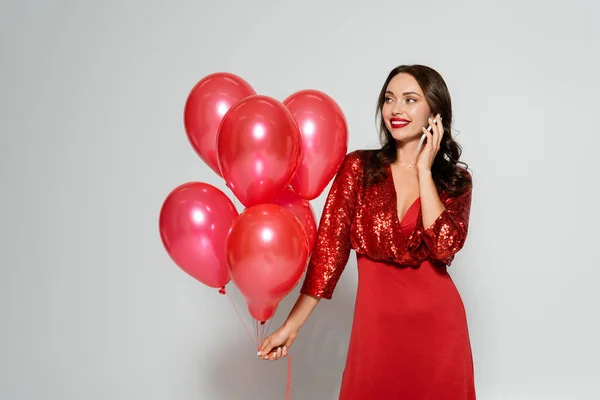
[287,356,292,400]
[220,289,291,399]
[255,320,260,350]
[220,287,255,348]
[259,321,264,345]
[265,315,274,338]
[259,311,290,400]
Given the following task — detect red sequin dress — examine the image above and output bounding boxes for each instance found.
[300,150,476,399]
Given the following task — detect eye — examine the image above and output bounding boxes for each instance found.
[405,98,416,103]
[384,97,394,103]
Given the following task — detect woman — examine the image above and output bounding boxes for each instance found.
[258,64,476,399]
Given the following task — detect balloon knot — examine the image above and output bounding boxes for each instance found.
[218,286,226,295]
[260,320,266,325]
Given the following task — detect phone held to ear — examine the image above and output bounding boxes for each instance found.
[416,122,434,153]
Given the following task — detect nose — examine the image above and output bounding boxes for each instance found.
[391,101,405,115]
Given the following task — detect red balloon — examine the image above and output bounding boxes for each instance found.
[226,204,309,322]
[184,72,256,177]
[283,89,348,200]
[271,187,317,252]
[159,182,238,288]
[217,95,302,208]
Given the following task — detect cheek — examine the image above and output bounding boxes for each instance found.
[381,105,392,119]
[412,108,431,126]
[415,115,429,128]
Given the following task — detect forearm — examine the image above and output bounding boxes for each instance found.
[283,293,320,331]
[417,169,445,228]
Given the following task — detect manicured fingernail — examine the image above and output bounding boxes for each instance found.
[257,351,262,356]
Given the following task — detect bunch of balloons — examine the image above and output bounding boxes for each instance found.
[159,72,348,323]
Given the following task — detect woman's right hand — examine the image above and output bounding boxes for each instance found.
[257,293,320,361]
[257,324,298,361]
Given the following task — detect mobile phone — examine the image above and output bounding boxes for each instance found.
[416,119,436,153]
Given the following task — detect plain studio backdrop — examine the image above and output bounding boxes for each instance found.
[1,0,598,399]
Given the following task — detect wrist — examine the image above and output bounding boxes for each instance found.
[417,168,432,178]
[283,318,302,333]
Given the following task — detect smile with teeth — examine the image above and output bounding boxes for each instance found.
[390,118,410,129]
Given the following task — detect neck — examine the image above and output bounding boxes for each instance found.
[394,139,420,166]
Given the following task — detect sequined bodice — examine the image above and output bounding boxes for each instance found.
[300,150,472,299]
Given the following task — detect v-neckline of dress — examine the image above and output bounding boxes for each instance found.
[386,163,421,226]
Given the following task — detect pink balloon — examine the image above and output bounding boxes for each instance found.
[271,187,317,251]
[226,204,309,322]
[159,182,238,289]
[184,72,256,177]
[283,89,348,200]
[217,95,302,208]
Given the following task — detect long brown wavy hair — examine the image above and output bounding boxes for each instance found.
[366,65,471,196]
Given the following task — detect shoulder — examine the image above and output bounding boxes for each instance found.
[333,149,378,186]
[342,149,379,168]
[344,148,374,161]
[339,149,372,171]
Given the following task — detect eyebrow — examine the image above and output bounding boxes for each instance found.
[385,90,423,97]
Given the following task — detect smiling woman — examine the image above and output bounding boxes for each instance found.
[370,65,471,197]
[258,64,476,399]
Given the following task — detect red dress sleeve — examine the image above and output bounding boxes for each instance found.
[422,175,473,262]
[299,151,363,299]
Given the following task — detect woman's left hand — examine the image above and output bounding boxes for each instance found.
[416,114,443,172]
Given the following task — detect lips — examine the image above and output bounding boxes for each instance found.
[390,118,410,129]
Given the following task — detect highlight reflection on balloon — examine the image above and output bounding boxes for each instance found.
[217,95,302,207]
[159,182,238,288]
[283,89,348,200]
[184,73,256,177]
[226,204,309,322]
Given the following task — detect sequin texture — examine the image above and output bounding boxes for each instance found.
[300,150,473,299]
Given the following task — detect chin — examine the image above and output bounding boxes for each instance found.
[390,129,421,143]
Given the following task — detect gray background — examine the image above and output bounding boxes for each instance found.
[1,0,598,399]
